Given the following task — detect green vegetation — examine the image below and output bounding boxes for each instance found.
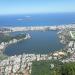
[0,35,12,43]
[71,31,75,37]
[0,54,8,60]
[0,33,26,43]
[0,33,26,60]
[61,62,75,75]
[31,60,62,75]
[14,33,26,40]
[31,60,75,75]
[70,31,75,40]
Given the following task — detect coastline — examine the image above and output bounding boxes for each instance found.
[0,24,72,55]
[1,24,75,33]
[0,25,75,74]
[0,33,31,54]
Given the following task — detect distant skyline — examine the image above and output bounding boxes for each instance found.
[0,0,75,15]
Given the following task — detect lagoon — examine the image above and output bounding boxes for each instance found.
[4,31,64,56]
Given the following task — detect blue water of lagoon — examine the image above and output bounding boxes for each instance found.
[1,13,75,56]
[4,31,64,56]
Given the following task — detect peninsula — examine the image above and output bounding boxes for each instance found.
[0,33,31,53]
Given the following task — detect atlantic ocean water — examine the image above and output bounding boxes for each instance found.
[0,13,75,27]
[1,13,75,56]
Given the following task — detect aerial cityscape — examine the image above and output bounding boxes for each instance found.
[0,0,75,75]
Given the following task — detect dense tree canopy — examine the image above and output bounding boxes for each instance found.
[31,60,75,75]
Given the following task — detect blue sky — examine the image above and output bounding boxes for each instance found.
[0,0,75,15]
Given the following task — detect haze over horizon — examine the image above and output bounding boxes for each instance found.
[0,0,75,15]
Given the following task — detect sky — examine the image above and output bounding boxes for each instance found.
[0,0,75,15]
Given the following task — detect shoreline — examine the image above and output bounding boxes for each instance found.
[0,24,75,33]
[0,25,74,74]
[0,33,31,54]
[0,25,68,56]
[0,24,73,56]
[0,24,70,56]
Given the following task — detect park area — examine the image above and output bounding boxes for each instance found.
[31,60,75,75]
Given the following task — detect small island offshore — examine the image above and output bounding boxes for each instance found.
[0,24,75,75]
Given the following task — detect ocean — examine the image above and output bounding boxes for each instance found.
[1,13,75,56]
[0,13,75,27]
